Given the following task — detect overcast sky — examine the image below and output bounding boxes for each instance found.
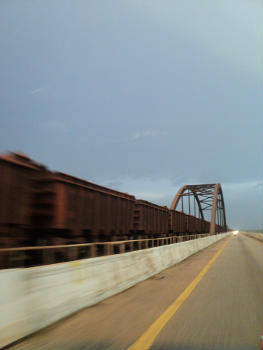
[0,0,261,230]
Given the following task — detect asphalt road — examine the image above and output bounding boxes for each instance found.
[8,233,263,350]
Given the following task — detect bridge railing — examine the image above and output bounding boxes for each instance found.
[0,233,212,269]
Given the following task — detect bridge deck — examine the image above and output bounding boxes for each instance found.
[8,234,263,350]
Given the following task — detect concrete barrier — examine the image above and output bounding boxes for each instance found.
[0,233,229,348]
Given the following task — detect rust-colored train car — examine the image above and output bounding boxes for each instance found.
[133,200,169,237]
[185,214,193,233]
[32,171,136,243]
[0,151,219,259]
[170,210,212,235]
[204,220,210,233]
[197,218,204,233]
[195,217,210,234]
[170,210,187,235]
[193,216,199,233]
[169,209,177,234]
[0,152,44,248]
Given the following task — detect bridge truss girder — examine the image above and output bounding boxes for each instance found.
[170,183,227,235]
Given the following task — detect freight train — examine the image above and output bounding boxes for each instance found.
[0,152,216,250]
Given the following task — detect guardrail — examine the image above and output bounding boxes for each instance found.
[0,233,212,269]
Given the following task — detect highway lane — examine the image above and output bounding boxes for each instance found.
[149,233,263,350]
[8,233,263,350]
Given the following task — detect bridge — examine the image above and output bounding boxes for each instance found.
[0,185,262,350]
[170,183,227,235]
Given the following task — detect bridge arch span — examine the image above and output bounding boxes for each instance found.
[170,183,227,235]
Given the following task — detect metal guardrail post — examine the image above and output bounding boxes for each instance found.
[129,241,134,252]
[89,245,96,258]
[119,243,125,254]
[104,243,112,255]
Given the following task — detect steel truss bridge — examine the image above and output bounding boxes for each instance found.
[171,183,227,235]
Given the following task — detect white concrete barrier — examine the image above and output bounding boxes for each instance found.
[0,233,229,348]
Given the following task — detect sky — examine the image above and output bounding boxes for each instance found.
[0,0,262,230]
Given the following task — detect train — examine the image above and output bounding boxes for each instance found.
[0,152,216,250]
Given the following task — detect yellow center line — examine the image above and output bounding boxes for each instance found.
[128,237,231,350]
